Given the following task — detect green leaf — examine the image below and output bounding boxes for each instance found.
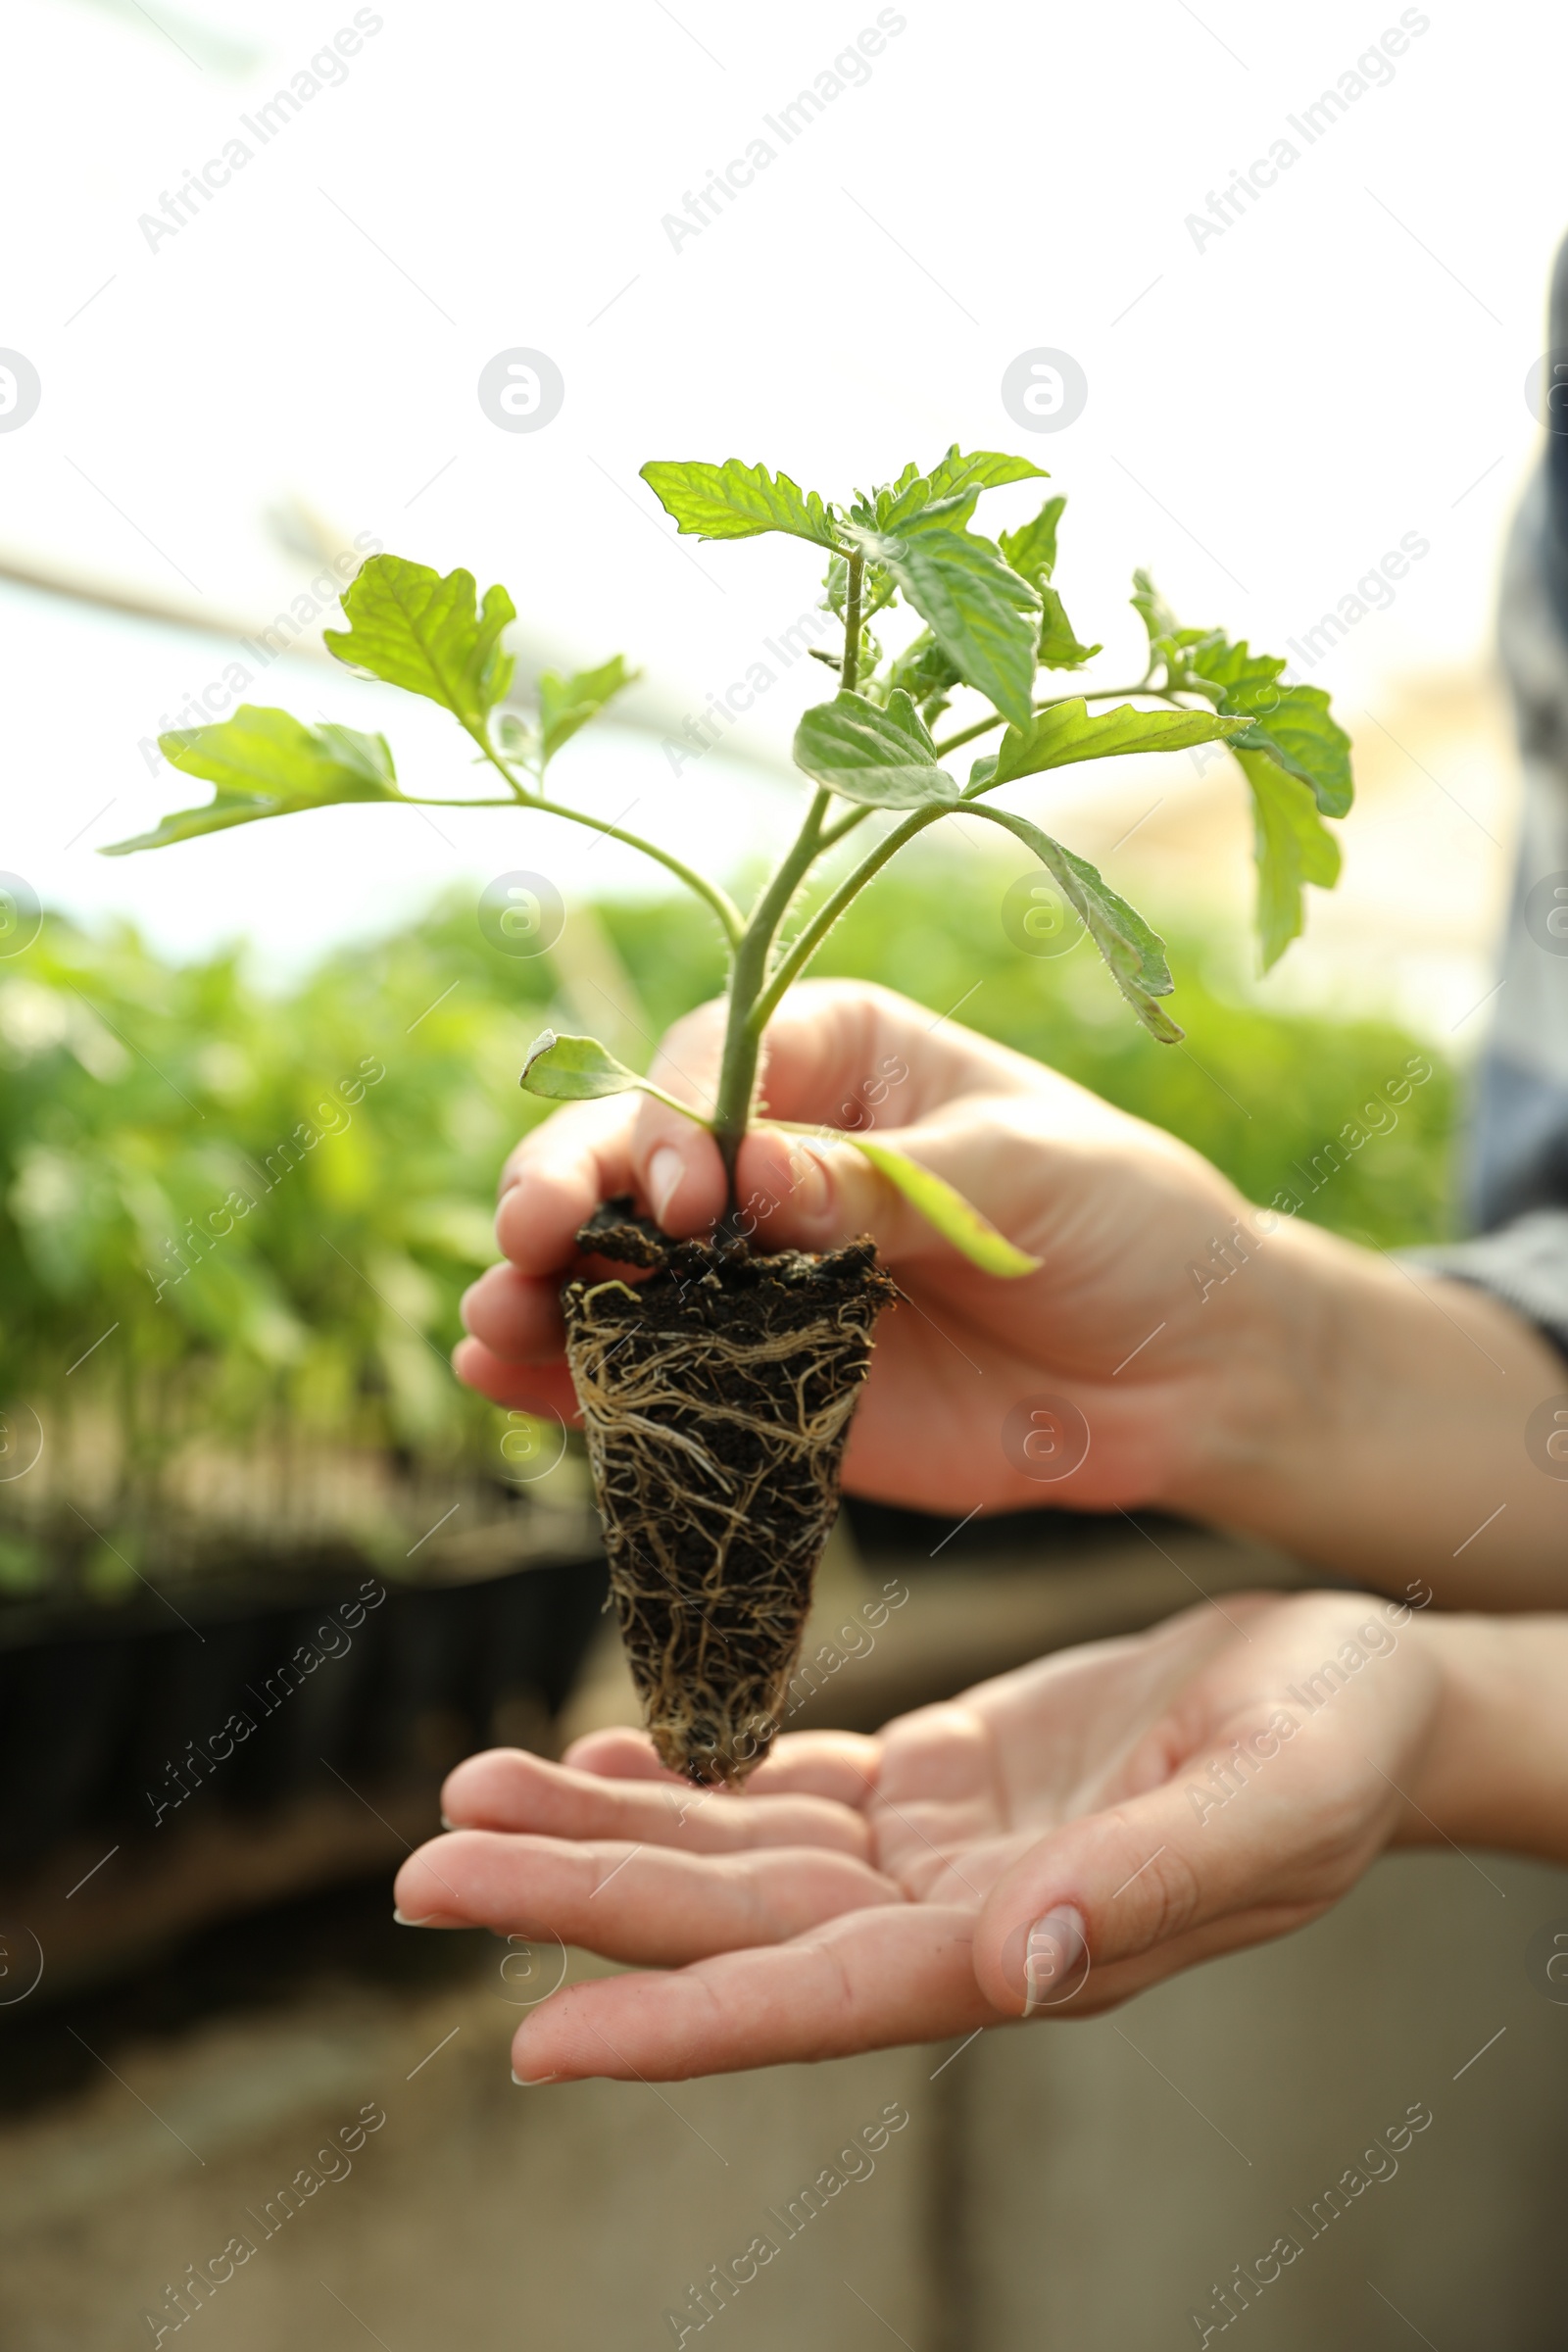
[869,474,936,530]
[520,1030,638,1101]
[323,555,516,730]
[1239,750,1342,970]
[966,804,1182,1042]
[997,498,1097,668]
[850,496,1042,729]
[520,1030,710,1123]
[1036,586,1102,671]
[848,1137,1040,1275]
[1125,576,1353,960]
[855,452,1046,533]
[1179,633,1354,818]
[793,690,960,809]
[639,460,839,549]
[102,708,399,855]
[1128,572,1213,688]
[1130,566,1180,647]
[924,447,1049,500]
[1000,494,1066,585]
[1229,687,1353,818]
[886,629,962,724]
[972,699,1251,791]
[538,654,639,764]
[1185,633,1282,704]
[773,1126,1039,1277]
[1260,689,1353,819]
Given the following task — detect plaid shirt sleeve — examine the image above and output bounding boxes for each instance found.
[1412,470,1568,1359]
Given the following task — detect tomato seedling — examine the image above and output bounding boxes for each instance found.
[109,448,1351,1778]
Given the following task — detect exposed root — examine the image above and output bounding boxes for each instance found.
[563,1203,898,1785]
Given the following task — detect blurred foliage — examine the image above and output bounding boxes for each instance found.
[0,862,1457,1564]
[0,912,553,1539]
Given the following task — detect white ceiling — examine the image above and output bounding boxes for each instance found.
[4,0,1562,982]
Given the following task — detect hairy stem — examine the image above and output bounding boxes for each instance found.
[465,731,745,944]
[710,790,832,1192]
[709,553,867,1201]
[841,549,864,696]
[750,684,1206,1023]
[749,803,949,1034]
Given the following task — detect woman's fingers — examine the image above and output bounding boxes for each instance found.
[731,1092,1126,1277]
[485,980,1047,1286]
[561,1728,680,1781]
[746,1731,884,1806]
[726,1123,904,1258]
[490,1095,726,1275]
[439,1744,872,1859]
[493,1097,642,1275]
[512,1902,989,2082]
[393,1830,901,1968]
[448,1340,577,1419]
[487,1059,726,1275]
[460,1264,564,1362]
[493,1003,735,1275]
[564,1726,884,1810]
[748,979,1030,1126]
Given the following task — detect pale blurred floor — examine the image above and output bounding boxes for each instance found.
[2,1846,1563,2351]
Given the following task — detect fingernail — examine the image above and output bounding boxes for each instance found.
[393,1908,431,1927]
[648,1144,683,1223]
[1021,1904,1088,2015]
[512,2069,560,2086]
[439,1813,456,1831]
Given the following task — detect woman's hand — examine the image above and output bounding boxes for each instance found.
[455,978,1566,1592]
[457,978,1268,1515]
[393,1589,1468,2082]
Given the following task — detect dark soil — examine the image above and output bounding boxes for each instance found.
[562,1201,899,1785]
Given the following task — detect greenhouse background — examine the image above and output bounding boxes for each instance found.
[5,0,1568,2342]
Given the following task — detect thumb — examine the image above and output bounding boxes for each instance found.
[627,1094,727,1235]
[731,1119,985,1264]
[731,1123,896,1253]
[971,1730,1362,2017]
[622,1001,730,1236]
[622,1097,899,1248]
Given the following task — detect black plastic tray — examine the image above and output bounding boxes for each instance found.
[0,1552,609,1873]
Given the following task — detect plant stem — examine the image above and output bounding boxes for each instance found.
[450,732,745,944]
[531,794,744,941]
[710,790,831,1190]
[749,803,948,1034]
[708,552,867,1201]
[841,549,864,695]
[745,683,1209,1026]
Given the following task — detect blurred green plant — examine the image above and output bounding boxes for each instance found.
[0,870,1455,1565]
[0,911,554,1534]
